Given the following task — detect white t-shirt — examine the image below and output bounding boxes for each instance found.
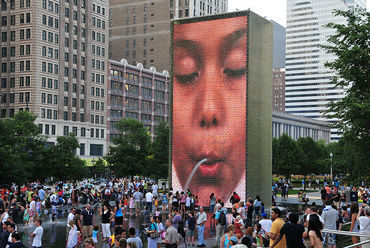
[6,232,14,248]
[185,197,191,207]
[50,194,58,204]
[127,237,143,248]
[30,200,36,211]
[1,212,9,223]
[145,192,153,202]
[359,216,370,234]
[157,222,165,243]
[152,184,158,195]
[134,191,142,202]
[67,213,75,227]
[259,219,272,232]
[32,226,43,247]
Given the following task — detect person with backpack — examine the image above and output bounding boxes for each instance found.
[215,205,227,247]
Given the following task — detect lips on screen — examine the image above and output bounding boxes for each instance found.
[172,16,247,202]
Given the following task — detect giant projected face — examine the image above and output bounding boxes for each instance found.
[172,16,247,206]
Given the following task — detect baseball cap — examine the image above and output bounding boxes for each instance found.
[261,212,267,218]
[230,236,238,244]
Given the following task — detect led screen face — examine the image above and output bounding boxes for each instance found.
[171,15,247,206]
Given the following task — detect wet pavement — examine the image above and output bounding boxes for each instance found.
[16,202,315,248]
[17,205,221,248]
[18,205,151,248]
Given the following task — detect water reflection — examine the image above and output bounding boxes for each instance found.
[17,206,154,248]
[17,207,241,247]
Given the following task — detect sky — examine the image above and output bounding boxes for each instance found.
[228,0,369,27]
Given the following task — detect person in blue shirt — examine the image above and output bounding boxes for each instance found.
[92,225,99,244]
[38,188,45,201]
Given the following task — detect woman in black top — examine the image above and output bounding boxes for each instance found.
[101,204,112,241]
[74,209,82,232]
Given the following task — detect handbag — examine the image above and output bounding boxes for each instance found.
[150,223,159,239]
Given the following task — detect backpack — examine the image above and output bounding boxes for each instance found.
[219,211,226,226]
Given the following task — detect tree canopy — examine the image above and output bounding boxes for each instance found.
[0,111,88,184]
[105,118,152,177]
[322,8,370,184]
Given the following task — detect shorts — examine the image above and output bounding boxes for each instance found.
[185,206,190,211]
[323,233,336,245]
[186,229,195,237]
[134,201,140,209]
[82,225,93,238]
[115,216,123,225]
[92,237,98,243]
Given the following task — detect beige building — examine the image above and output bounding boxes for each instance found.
[109,0,228,71]
[0,0,109,158]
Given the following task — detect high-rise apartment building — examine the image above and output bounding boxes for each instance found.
[109,0,228,71]
[0,0,109,158]
[273,68,285,112]
[272,20,286,69]
[285,0,365,141]
[108,59,169,142]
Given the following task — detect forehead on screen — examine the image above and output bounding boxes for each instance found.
[173,16,247,37]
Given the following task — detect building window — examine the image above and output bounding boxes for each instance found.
[63,126,69,136]
[90,144,103,156]
[80,143,85,155]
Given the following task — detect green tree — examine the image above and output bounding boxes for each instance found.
[145,122,169,179]
[93,158,107,178]
[296,137,327,189]
[106,118,151,177]
[49,134,88,181]
[273,134,299,179]
[0,111,44,185]
[272,137,279,174]
[323,8,370,183]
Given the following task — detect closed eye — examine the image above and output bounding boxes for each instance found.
[223,68,247,78]
[175,72,199,84]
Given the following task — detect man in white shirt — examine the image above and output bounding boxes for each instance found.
[152,183,158,197]
[31,219,43,248]
[196,206,207,247]
[67,208,76,231]
[321,201,339,248]
[258,212,272,247]
[145,190,154,213]
[6,223,16,248]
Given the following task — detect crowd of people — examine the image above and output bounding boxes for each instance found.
[0,177,369,248]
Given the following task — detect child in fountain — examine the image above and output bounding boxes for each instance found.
[92,225,99,244]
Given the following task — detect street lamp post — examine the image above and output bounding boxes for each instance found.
[330,152,333,181]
